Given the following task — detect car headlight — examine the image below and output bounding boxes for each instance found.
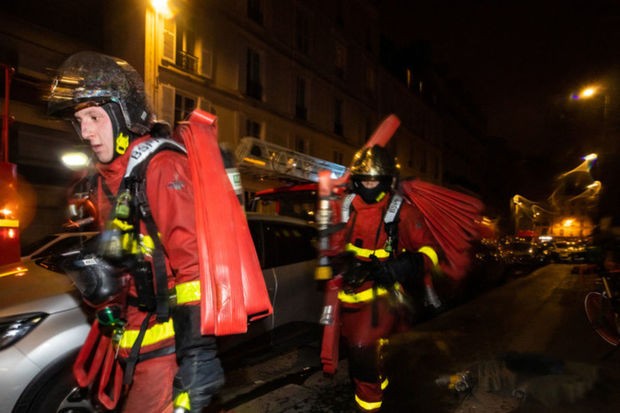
[0,312,47,350]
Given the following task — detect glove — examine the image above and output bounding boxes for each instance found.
[375,251,425,291]
[329,251,357,275]
[341,259,377,288]
[172,305,225,412]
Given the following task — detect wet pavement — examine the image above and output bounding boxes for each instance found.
[209,264,620,412]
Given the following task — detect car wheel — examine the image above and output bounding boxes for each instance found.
[19,361,95,413]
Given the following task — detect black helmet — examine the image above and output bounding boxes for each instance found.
[349,145,398,204]
[48,51,153,135]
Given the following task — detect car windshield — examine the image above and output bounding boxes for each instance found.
[21,235,58,256]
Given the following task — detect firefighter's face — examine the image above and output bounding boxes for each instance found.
[361,180,380,189]
[74,106,114,163]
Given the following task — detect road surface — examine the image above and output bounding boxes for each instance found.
[208,264,620,412]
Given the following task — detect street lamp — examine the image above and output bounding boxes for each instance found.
[571,84,609,142]
[151,0,173,18]
[61,151,91,171]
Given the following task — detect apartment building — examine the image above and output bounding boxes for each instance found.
[0,0,486,243]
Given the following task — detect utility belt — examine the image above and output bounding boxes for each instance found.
[126,265,201,313]
[121,279,201,351]
[338,284,390,304]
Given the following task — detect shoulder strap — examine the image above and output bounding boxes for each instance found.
[122,138,187,322]
[384,193,403,225]
[383,193,403,255]
[89,173,114,205]
[340,193,356,223]
[124,138,186,179]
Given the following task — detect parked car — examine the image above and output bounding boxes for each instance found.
[20,231,99,262]
[550,240,587,263]
[500,239,549,274]
[0,213,321,413]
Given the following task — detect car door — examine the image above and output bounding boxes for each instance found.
[260,219,321,328]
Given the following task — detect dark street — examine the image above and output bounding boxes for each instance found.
[215,264,620,412]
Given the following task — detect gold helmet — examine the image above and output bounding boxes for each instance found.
[350,145,398,179]
[349,145,397,203]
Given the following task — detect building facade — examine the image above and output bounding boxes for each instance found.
[0,0,487,244]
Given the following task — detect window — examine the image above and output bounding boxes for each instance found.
[335,43,346,79]
[334,99,343,136]
[365,65,376,95]
[246,48,262,100]
[248,0,263,25]
[333,150,344,165]
[200,48,213,79]
[335,0,344,28]
[295,77,307,120]
[161,17,210,77]
[162,18,176,62]
[246,118,262,138]
[294,136,307,154]
[175,20,198,72]
[295,8,309,54]
[174,93,196,124]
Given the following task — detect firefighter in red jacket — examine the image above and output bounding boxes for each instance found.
[48,52,224,412]
[330,145,440,412]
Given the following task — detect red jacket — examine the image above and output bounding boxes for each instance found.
[95,135,199,357]
[332,192,438,294]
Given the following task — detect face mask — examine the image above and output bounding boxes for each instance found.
[352,177,392,204]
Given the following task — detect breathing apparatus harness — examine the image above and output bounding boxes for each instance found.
[94,137,187,384]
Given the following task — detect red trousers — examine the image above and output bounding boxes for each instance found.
[340,296,408,412]
[120,353,177,413]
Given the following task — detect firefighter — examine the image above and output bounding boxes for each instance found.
[330,145,440,412]
[48,51,224,412]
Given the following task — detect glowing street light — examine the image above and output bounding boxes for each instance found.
[61,151,90,171]
[151,0,173,18]
[583,153,597,162]
[571,85,601,100]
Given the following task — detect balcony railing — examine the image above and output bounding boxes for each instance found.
[176,50,198,73]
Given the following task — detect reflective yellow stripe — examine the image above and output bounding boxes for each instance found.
[174,391,191,411]
[176,280,201,304]
[0,218,19,227]
[377,337,389,357]
[346,243,390,259]
[338,286,389,303]
[355,394,382,411]
[418,246,439,266]
[139,234,156,254]
[118,318,175,349]
[381,377,389,390]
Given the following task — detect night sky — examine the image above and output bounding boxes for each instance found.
[379,0,620,205]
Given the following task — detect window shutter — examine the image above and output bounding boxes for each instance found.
[159,84,176,125]
[162,18,176,62]
[199,97,213,114]
[200,48,213,78]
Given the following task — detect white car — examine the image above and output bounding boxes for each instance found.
[0,215,321,412]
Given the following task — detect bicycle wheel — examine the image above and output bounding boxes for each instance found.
[584,291,620,346]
